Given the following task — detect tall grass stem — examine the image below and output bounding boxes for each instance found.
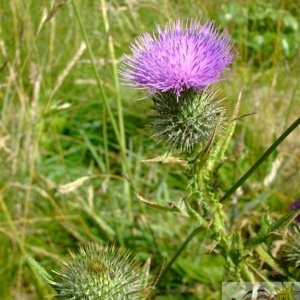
[220,117,300,203]
[159,225,203,282]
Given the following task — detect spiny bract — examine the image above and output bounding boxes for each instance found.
[150,90,224,153]
[282,225,300,269]
[52,244,151,300]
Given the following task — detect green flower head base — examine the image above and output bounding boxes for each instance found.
[150,89,225,154]
[52,244,152,299]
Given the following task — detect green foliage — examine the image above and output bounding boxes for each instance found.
[245,207,300,251]
[219,1,300,63]
[0,0,300,299]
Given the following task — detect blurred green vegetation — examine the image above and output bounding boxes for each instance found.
[0,0,299,299]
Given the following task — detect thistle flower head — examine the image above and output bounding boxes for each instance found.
[150,90,224,153]
[52,244,152,299]
[122,20,235,96]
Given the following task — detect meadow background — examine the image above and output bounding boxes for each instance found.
[0,0,300,299]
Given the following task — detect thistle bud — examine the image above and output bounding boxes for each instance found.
[52,244,152,299]
[150,90,224,154]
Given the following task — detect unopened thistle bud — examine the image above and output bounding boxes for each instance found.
[52,244,152,299]
[150,89,224,153]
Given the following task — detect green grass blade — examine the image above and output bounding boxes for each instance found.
[220,117,300,203]
[26,256,54,284]
[71,0,121,147]
[159,225,203,282]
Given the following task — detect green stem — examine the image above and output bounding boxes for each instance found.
[71,0,135,191]
[71,0,122,149]
[99,0,126,152]
[159,225,203,282]
[220,117,300,203]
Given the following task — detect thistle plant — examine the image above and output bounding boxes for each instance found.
[122,18,300,284]
[121,18,240,278]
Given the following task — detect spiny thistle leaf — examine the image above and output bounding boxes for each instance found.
[150,90,225,154]
[245,207,300,251]
[26,256,55,284]
[52,243,153,299]
[207,91,242,172]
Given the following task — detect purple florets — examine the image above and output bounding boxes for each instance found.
[291,199,300,223]
[121,20,236,96]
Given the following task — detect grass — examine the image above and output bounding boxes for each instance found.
[0,0,300,299]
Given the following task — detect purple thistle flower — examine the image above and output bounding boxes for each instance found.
[291,198,300,223]
[121,20,236,96]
